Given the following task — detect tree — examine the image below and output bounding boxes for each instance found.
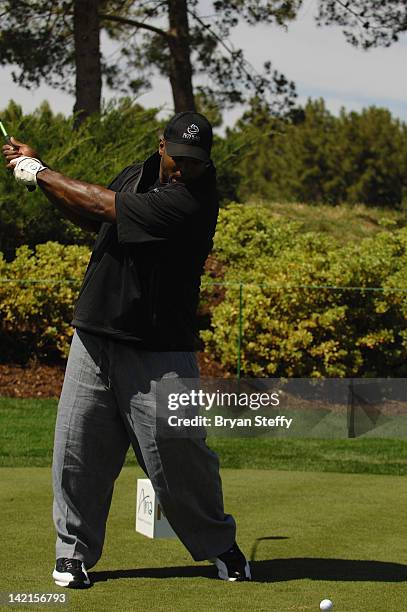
[0,1,299,117]
[0,1,405,119]
[336,107,406,206]
[168,0,195,110]
[0,0,102,124]
[73,0,102,122]
[316,0,407,49]
[230,98,341,204]
[228,98,407,207]
[103,1,299,113]
[102,0,407,113]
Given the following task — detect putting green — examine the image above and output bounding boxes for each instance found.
[2,468,406,611]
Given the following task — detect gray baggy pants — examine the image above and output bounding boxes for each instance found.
[52,330,236,568]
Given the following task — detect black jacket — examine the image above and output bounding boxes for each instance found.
[72,151,219,350]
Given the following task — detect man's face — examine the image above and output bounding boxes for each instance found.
[159,139,207,184]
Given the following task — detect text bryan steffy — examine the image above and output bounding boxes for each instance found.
[167,415,293,429]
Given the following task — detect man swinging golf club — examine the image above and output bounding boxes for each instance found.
[2,111,251,587]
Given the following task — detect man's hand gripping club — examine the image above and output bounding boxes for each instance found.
[2,136,46,187]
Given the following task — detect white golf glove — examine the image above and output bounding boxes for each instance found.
[11,156,47,187]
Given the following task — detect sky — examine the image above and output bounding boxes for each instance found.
[0,1,406,132]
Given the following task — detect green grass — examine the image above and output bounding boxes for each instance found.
[0,397,57,465]
[210,437,407,475]
[248,201,407,243]
[1,467,406,611]
[1,397,407,475]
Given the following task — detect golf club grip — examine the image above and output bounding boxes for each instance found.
[6,136,36,192]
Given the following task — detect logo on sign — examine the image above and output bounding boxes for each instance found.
[138,488,153,516]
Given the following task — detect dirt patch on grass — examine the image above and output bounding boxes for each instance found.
[0,363,66,398]
[0,353,230,399]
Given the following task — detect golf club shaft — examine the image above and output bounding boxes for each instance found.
[0,119,36,192]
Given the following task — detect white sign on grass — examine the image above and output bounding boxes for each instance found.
[135,478,177,539]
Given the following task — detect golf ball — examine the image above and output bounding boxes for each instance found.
[320,600,333,611]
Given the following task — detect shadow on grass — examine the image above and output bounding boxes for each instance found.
[90,565,215,583]
[251,558,407,582]
[250,535,289,561]
[90,558,406,584]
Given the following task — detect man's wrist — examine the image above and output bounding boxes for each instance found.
[36,167,50,181]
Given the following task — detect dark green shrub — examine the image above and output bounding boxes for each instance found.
[0,99,161,259]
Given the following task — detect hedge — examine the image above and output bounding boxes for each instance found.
[201,204,407,377]
[0,242,89,361]
[1,205,407,375]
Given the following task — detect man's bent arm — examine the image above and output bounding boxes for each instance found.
[37,169,116,228]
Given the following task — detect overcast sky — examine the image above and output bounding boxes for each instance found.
[0,1,406,131]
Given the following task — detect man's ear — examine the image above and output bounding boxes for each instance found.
[159,139,165,157]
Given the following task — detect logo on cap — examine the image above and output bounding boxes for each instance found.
[183,123,200,141]
[187,124,199,135]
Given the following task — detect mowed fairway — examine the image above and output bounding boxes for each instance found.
[1,467,406,612]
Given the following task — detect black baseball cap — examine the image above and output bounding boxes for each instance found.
[163,111,213,162]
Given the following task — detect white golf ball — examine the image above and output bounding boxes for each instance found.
[320,599,333,611]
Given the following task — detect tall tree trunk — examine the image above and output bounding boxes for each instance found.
[73,0,102,125]
[167,0,196,112]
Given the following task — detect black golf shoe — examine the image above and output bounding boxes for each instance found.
[213,542,251,581]
[53,557,91,588]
